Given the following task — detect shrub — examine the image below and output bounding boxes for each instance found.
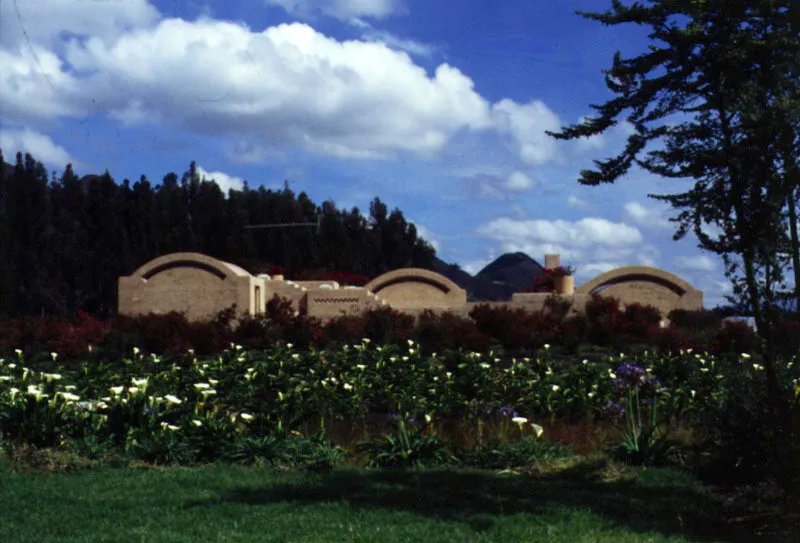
[104,312,230,357]
[323,307,414,347]
[413,311,490,354]
[618,303,662,344]
[711,320,760,355]
[0,313,110,365]
[667,309,722,332]
[691,368,776,484]
[647,326,705,354]
[360,421,458,469]
[469,304,559,350]
[772,316,800,359]
[584,294,623,347]
[464,437,572,470]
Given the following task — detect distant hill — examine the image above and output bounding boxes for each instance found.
[433,252,546,301]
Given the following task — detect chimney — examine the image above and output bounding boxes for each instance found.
[544,254,561,270]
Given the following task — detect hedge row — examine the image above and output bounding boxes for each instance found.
[0,294,784,365]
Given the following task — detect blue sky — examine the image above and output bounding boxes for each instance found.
[0,0,729,307]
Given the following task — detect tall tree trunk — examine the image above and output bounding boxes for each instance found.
[786,159,800,317]
[739,217,795,502]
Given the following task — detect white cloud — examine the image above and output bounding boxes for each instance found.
[566,194,591,209]
[674,254,717,272]
[360,29,435,58]
[195,165,245,194]
[0,0,160,49]
[225,140,287,164]
[8,19,493,160]
[0,44,84,122]
[463,258,491,275]
[491,99,562,165]
[505,171,536,192]
[409,221,440,251]
[264,0,406,24]
[575,262,617,280]
[476,217,643,264]
[0,128,78,168]
[623,201,672,230]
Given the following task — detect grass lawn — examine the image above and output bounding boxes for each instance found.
[0,458,792,543]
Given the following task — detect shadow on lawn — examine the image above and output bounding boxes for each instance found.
[184,460,778,541]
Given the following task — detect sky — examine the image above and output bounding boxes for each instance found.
[0,0,732,308]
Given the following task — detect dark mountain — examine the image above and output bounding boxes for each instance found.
[433,252,546,302]
[432,257,475,293]
[474,252,545,301]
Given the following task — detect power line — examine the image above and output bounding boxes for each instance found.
[243,214,321,234]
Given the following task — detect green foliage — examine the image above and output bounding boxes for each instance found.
[464,437,572,470]
[360,419,458,469]
[0,154,436,319]
[0,343,798,486]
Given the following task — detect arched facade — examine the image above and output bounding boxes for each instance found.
[365,268,467,310]
[118,252,261,321]
[575,265,703,316]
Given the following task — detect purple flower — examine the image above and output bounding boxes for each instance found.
[613,363,648,394]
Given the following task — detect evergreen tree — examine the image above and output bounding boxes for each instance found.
[548,0,800,498]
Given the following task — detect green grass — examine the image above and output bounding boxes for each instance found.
[0,460,789,542]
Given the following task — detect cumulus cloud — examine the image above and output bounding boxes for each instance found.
[491,99,562,165]
[0,128,78,168]
[476,217,643,263]
[264,0,406,24]
[0,44,85,122]
[623,201,672,230]
[0,0,160,48]
[4,19,493,160]
[195,165,245,194]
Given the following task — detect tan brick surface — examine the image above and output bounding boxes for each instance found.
[119,253,703,323]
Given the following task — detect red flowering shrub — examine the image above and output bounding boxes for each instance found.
[772,316,800,358]
[646,325,703,353]
[0,312,110,362]
[468,304,562,350]
[711,320,760,355]
[105,312,231,357]
[414,310,491,353]
[618,303,662,344]
[561,314,590,350]
[584,294,623,346]
[233,296,320,349]
[48,311,111,359]
[668,309,722,332]
[543,294,573,321]
[323,307,414,347]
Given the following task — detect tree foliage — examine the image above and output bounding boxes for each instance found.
[548,0,800,498]
[0,153,435,319]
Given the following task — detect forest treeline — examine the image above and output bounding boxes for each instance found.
[0,151,436,318]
